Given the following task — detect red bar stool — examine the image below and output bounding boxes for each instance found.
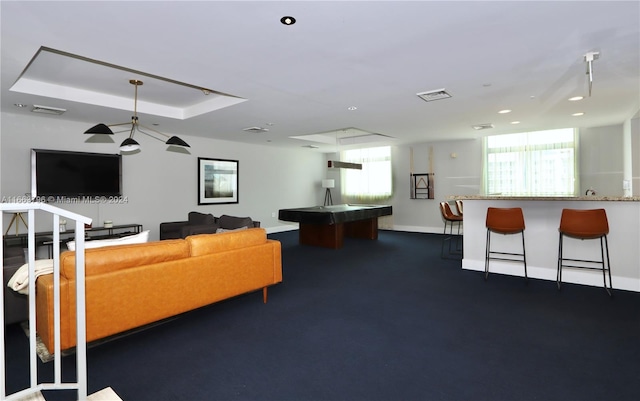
[485,207,527,281]
[439,201,463,258]
[557,208,612,296]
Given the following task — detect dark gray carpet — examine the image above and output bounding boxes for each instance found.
[5,230,640,401]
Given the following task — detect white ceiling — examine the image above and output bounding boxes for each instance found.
[2,1,639,152]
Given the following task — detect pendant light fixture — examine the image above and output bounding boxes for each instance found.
[84,79,191,152]
[584,51,600,97]
[327,129,362,170]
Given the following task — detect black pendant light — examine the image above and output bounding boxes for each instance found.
[84,79,191,152]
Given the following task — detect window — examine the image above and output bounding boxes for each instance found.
[483,128,578,196]
[341,146,392,202]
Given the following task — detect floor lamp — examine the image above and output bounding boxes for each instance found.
[4,212,28,235]
[322,179,335,206]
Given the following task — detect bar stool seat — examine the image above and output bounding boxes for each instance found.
[439,201,462,258]
[557,208,612,296]
[484,207,527,281]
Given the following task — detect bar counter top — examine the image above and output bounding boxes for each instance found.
[449,195,640,202]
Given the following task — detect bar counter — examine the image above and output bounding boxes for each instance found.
[450,195,640,292]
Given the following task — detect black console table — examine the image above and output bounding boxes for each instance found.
[3,223,143,256]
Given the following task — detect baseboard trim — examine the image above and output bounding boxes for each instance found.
[463,258,640,292]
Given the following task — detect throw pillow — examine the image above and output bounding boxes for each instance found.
[188,212,215,225]
[218,215,253,230]
[66,230,150,251]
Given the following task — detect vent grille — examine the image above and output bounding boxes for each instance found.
[416,88,452,102]
[31,105,66,115]
[243,126,269,133]
[472,123,494,130]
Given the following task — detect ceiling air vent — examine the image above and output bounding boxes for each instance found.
[31,105,66,115]
[243,126,269,133]
[416,88,452,102]
[472,123,494,130]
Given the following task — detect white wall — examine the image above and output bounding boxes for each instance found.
[388,123,636,233]
[633,117,640,196]
[579,124,625,196]
[2,112,636,239]
[1,112,323,240]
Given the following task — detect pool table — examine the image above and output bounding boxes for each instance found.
[278,204,393,249]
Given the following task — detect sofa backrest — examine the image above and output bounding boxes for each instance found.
[60,239,190,279]
[187,227,267,257]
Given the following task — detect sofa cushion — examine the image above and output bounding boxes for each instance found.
[188,212,215,225]
[215,226,247,234]
[218,215,253,230]
[66,230,149,251]
[187,228,266,257]
[61,239,189,279]
[182,223,219,237]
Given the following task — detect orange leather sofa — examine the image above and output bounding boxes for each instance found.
[36,228,282,352]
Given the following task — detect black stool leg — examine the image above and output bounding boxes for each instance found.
[601,235,612,297]
[484,229,491,280]
[521,231,528,281]
[557,233,563,290]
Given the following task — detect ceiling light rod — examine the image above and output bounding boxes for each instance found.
[584,51,599,97]
[84,79,191,152]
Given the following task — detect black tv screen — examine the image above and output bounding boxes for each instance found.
[31,149,122,198]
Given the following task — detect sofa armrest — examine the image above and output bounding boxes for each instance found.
[159,221,189,240]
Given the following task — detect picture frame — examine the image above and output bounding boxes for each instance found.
[198,157,239,204]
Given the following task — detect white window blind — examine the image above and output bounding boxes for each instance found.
[341,146,392,202]
[483,128,578,196]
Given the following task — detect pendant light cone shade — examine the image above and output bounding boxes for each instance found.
[84,123,114,135]
[166,136,190,147]
[120,137,140,152]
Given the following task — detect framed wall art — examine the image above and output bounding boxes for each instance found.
[198,157,239,204]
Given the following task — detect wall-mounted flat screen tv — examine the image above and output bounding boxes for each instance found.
[31,149,122,198]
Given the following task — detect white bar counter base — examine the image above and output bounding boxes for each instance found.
[450,195,640,292]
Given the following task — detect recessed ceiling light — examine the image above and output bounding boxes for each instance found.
[511,121,521,124]
[572,112,585,116]
[498,109,512,114]
[569,96,584,101]
[14,103,28,108]
[280,16,296,25]
[348,106,357,111]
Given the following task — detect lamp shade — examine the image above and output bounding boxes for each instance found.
[166,136,190,147]
[322,179,335,189]
[120,137,140,152]
[84,123,114,135]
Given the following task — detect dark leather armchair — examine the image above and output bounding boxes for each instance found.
[159,212,260,240]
